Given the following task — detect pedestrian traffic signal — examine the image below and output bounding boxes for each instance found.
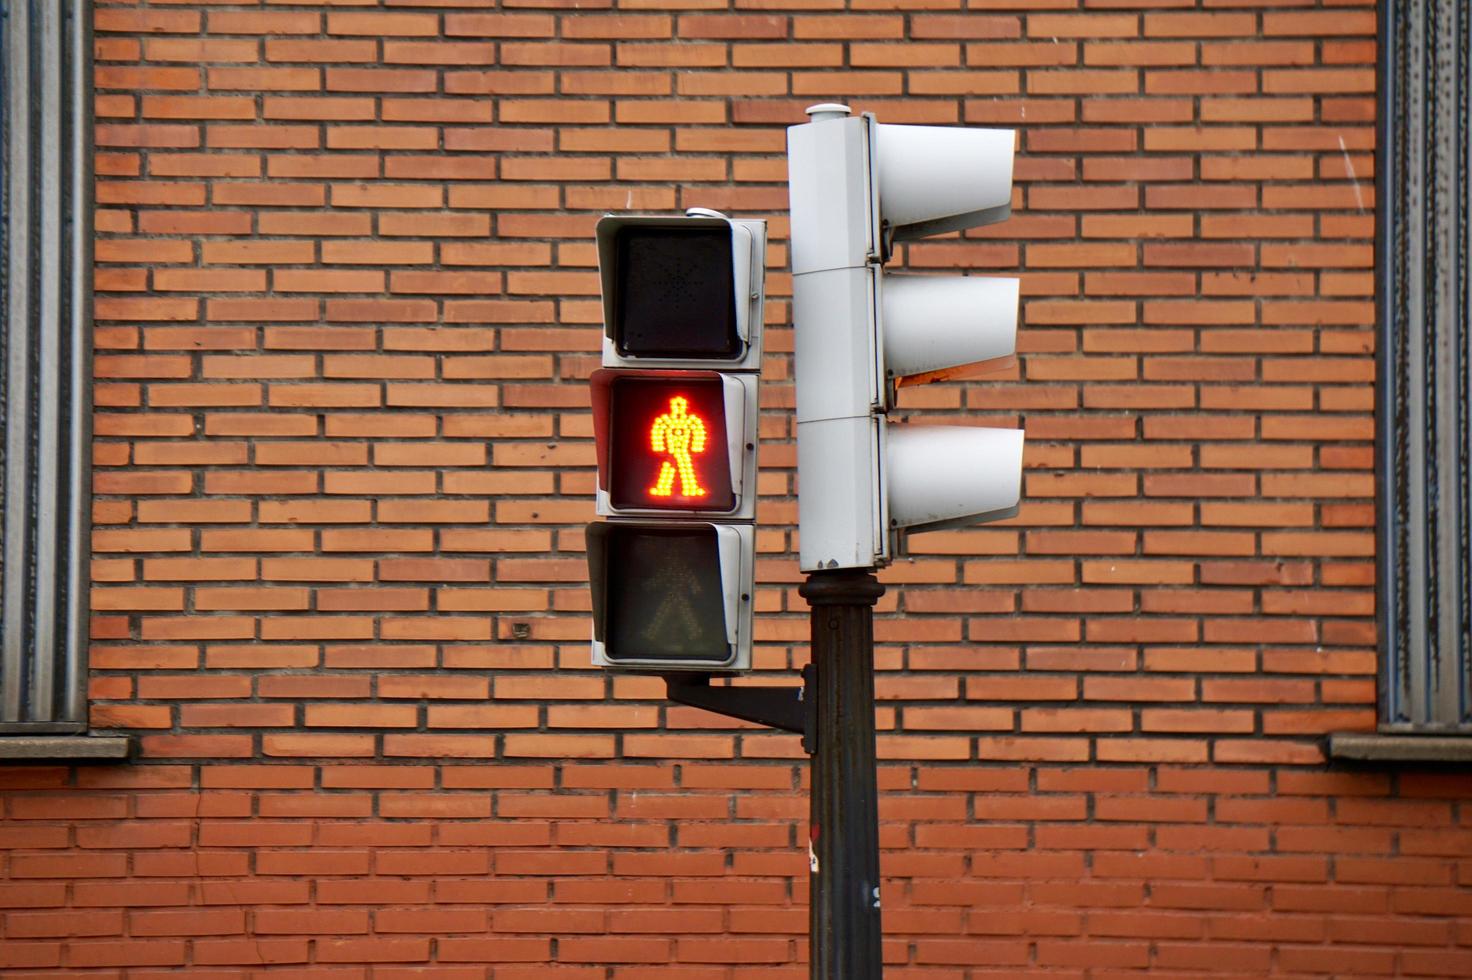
[596,210,765,372]
[585,210,766,671]
[589,368,758,520]
[587,522,754,670]
[787,105,1024,571]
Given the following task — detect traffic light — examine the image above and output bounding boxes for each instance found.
[586,211,767,670]
[787,104,1025,571]
[595,212,764,372]
[587,522,755,669]
[589,368,759,521]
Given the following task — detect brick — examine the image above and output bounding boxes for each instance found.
[50,7,1404,971]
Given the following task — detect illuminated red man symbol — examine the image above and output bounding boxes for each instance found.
[648,395,708,499]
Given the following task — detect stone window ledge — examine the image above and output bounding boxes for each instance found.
[1329,733,1472,763]
[0,736,132,762]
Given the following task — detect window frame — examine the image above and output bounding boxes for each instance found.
[1372,0,1472,736]
[0,0,104,746]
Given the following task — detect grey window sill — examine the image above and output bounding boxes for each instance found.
[1329,732,1472,763]
[0,735,132,762]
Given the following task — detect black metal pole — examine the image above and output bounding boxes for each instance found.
[800,568,885,980]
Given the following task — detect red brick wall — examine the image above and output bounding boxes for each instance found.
[7,0,1472,975]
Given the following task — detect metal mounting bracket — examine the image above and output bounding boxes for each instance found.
[664,666,816,753]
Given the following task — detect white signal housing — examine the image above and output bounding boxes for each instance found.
[585,211,766,671]
[787,105,1024,571]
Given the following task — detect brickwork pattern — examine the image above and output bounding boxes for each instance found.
[5,0,1471,976]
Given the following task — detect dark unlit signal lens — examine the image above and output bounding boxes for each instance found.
[613,226,740,359]
[601,525,731,664]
